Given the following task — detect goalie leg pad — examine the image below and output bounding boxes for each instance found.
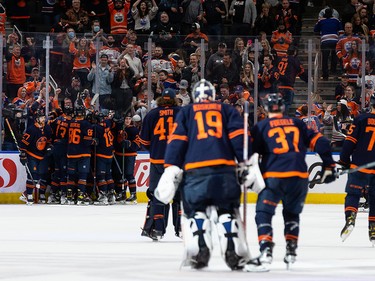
[183,212,212,269]
[217,212,250,270]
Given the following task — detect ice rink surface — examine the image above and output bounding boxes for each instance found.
[0,203,374,281]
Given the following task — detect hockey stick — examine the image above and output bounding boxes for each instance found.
[5,118,40,189]
[242,101,249,234]
[308,160,375,187]
[112,152,124,177]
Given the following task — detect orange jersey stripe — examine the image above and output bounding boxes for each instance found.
[185,159,236,170]
[228,129,244,139]
[263,171,309,179]
[168,134,188,143]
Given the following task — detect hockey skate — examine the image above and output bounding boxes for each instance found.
[115,191,127,203]
[47,192,60,204]
[94,191,109,205]
[107,189,116,205]
[340,212,357,242]
[66,189,75,205]
[39,193,46,204]
[259,241,274,264]
[19,192,27,203]
[125,192,137,205]
[284,240,297,269]
[358,199,369,212]
[76,191,90,206]
[26,194,33,205]
[369,222,375,247]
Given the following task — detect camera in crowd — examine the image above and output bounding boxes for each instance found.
[2,104,27,121]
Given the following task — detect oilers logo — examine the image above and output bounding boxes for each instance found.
[36,136,47,151]
[114,12,125,23]
[79,54,88,65]
[350,57,361,70]
[344,41,353,53]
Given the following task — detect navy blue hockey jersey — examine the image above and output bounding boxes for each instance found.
[20,122,52,160]
[340,113,375,173]
[67,117,93,158]
[94,120,115,159]
[140,105,181,164]
[164,102,245,170]
[251,114,334,179]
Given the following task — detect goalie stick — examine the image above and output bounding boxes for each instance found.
[308,160,375,187]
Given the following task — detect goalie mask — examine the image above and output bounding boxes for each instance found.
[192,79,216,103]
[265,93,285,113]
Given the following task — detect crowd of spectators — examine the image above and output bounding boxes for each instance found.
[2,0,375,151]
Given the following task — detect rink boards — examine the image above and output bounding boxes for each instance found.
[0,152,346,204]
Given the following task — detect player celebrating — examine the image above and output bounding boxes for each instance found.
[19,108,53,204]
[339,95,375,245]
[250,94,336,269]
[154,80,266,271]
[139,88,181,241]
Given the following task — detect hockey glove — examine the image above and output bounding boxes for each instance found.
[19,151,27,166]
[243,153,266,194]
[337,159,350,171]
[154,165,183,204]
[320,165,337,184]
[122,140,131,149]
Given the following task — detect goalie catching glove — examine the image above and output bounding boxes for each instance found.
[154,166,183,204]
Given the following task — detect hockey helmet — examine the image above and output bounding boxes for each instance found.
[192,79,216,102]
[75,105,86,117]
[96,112,106,123]
[266,93,285,113]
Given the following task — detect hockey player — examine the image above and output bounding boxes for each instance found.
[113,111,141,204]
[339,94,375,245]
[250,94,336,268]
[65,105,94,205]
[19,108,53,204]
[139,88,181,241]
[48,98,74,204]
[154,80,265,271]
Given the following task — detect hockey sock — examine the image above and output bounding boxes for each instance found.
[283,210,300,241]
[255,211,273,249]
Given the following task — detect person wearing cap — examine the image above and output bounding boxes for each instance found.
[205,42,227,81]
[183,22,209,57]
[176,79,191,106]
[212,51,240,88]
[87,53,114,113]
[202,0,227,42]
[151,12,180,53]
[335,73,350,101]
[139,88,182,241]
[179,0,203,35]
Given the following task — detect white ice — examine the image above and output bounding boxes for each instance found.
[0,203,374,281]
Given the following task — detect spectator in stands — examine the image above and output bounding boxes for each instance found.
[50,32,66,88]
[85,0,110,33]
[258,54,276,99]
[41,0,63,31]
[64,76,82,105]
[69,36,96,89]
[111,56,136,116]
[314,8,342,81]
[150,45,173,73]
[335,73,351,101]
[254,2,276,37]
[357,59,375,88]
[107,0,131,34]
[181,53,201,90]
[343,39,362,84]
[150,71,163,99]
[5,44,26,101]
[183,23,209,57]
[336,22,362,69]
[21,36,41,65]
[352,13,369,42]
[212,51,240,88]
[202,0,227,43]
[25,58,40,81]
[206,42,227,81]
[240,61,255,92]
[275,0,299,38]
[176,79,191,106]
[119,43,144,80]
[179,0,203,36]
[216,83,230,102]
[99,34,121,65]
[324,99,353,149]
[342,0,367,25]
[271,19,293,58]
[259,38,276,64]
[157,0,182,25]
[132,0,158,45]
[61,0,90,33]
[151,12,180,53]
[318,4,340,20]
[84,19,108,43]
[229,0,257,36]
[173,58,186,82]
[87,54,115,113]
[342,85,361,117]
